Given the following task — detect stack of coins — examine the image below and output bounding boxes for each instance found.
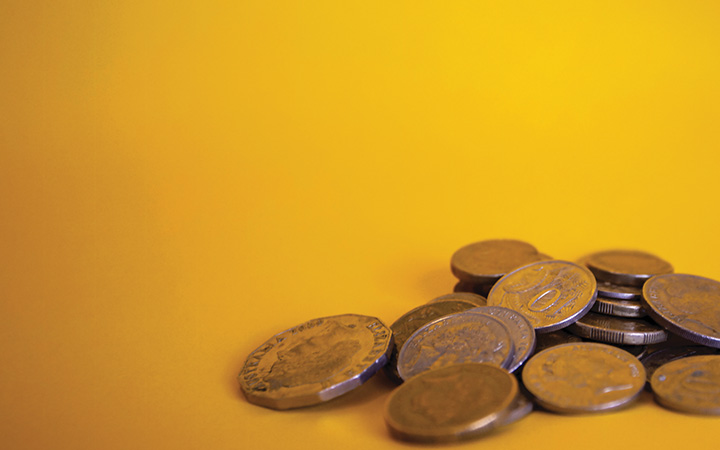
[238,239,720,442]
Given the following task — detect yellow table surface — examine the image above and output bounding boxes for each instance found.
[2,1,720,449]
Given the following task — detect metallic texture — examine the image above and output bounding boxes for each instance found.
[384,363,519,442]
[397,311,514,381]
[642,274,720,348]
[487,260,597,334]
[566,312,667,345]
[451,239,543,285]
[650,355,720,414]
[468,306,536,373]
[586,249,673,287]
[596,280,643,300]
[454,280,494,297]
[428,292,487,306]
[522,342,646,413]
[591,296,647,318]
[640,345,719,382]
[534,330,583,354]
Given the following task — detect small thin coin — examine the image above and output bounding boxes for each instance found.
[384,363,519,443]
[596,280,643,300]
[487,260,597,333]
[642,274,720,349]
[522,342,646,413]
[566,312,668,345]
[238,314,392,410]
[651,355,720,414]
[451,239,543,284]
[398,311,514,381]
[640,345,719,382]
[592,296,647,318]
[428,292,487,307]
[385,300,478,382]
[586,250,673,287]
[468,306,536,373]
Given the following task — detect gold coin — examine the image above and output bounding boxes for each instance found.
[586,249,673,287]
[451,239,542,284]
[651,355,720,414]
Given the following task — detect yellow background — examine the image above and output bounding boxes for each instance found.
[2,1,720,448]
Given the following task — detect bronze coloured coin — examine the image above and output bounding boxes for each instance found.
[428,292,487,307]
[642,274,720,349]
[238,314,392,410]
[650,355,720,414]
[487,260,597,333]
[586,250,673,287]
[397,311,514,381]
[566,312,667,345]
[451,239,543,285]
[522,342,646,413]
[384,363,519,442]
[640,345,719,382]
[468,306,536,373]
[591,296,647,318]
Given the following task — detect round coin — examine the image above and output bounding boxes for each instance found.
[454,280,494,297]
[596,280,643,300]
[487,260,597,333]
[384,363,519,442]
[566,312,667,345]
[428,292,487,307]
[522,342,646,413]
[398,311,514,381]
[238,314,392,410]
[642,274,720,349]
[468,306,536,373]
[640,345,719,382]
[451,239,543,285]
[385,300,478,383]
[650,355,720,414]
[591,296,647,318]
[586,250,673,287]
[534,330,583,355]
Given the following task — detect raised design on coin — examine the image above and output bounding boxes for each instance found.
[468,306,536,372]
[651,355,720,414]
[640,345,719,382]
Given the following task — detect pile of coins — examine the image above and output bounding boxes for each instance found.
[238,239,720,442]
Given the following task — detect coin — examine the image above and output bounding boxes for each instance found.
[591,296,647,318]
[522,342,646,413]
[534,330,583,354]
[615,344,649,359]
[487,260,597,333]
[468,306,536,373]
[397,311,514,380]
[385,300,478,382]
[451,239,543,285]
[585,250,673,287]
[566,312,668,345]
[454,280,494,297]
[640,345,719,382]
[428,292,487,307]
[596,280,643,300]
[238,314,392,410]
[650,355,720,414]
[642,274,720,349]
[384,363,519,442]
[496,393,533,426]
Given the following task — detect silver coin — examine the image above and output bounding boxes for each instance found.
[642,274,720,349]
[596,280,643,300]
[585,249,673,287]
[640,345,719,382]
[468,306,536,373]
[592,296,647,318]
[566,312,668,345]
[487,260,597,334]
[397,311,515,381]
[650,355,720,414]
[428,292,487,307]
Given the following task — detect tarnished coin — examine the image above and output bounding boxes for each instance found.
[534,330,583,355]
[454,280,494,297]
[650,355,720,414]
[586,250,673,287]
[496,393,533,426]
[596,280,643,300]
[592,296,647,318]
[398,311,514,381]
[238,314,392,410]
[642,274,720,349]
[428,292,487,307]
[487,260,597,333]
[566,312,667,345]
[615,344,649,359]
[384,363,519,442]
[385,300,478,382]
[468,306,536,373]
[451,239,543,285]
[640,345,719,382]
[522,342,646,413]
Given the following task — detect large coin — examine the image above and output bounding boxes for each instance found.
[468,306,536,373]
[586,250,673,287]
[642,274,720,348]
[591,296,646,318]
[384,363,519,442]
[640,345,719,382]
[238,314,392,410]
[566,312,667,345]
[522,342,646,413]
[451,239,543,285]
[385,300,478,382]
[650,355,720,414]
[397,311,514,381]
[487,260,597,333]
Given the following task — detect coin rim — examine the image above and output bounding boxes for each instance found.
[650,354,720,415]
